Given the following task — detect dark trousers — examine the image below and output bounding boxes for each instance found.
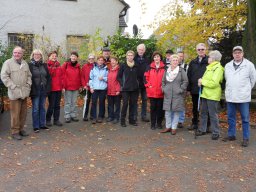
[121,91,138,123]
[134,88,147,120]
[91,90,107,119]
[107,95,121,120]
[46,91,62,122]
[191,94,199,125]
[83,90,93,119]
[150,98,164,127]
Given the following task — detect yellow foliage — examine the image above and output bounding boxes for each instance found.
[154,0,247,61]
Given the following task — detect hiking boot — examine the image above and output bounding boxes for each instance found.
[19,130,29,137]
[40,126,50,130]
[83,117,88,121]
[46,121,52,127]
[195,130,206,136]
[12,133,22,140]
[71,117,79,122]
[107,118,113,122]
[171,129,177,135]
[222,136,236,142]
[211,134,220,140]
[188,124,198,130]
[142,117,150,122]
[97,118,103,123]
[65,118,71,123]
[241,139,249,147]
[129,121,138,126]
[160,128,171,133]
[54,121,63,126]
[177,122,184,128]
[92,119,97,124]
[112,119,119,124]
[151,125,156,130]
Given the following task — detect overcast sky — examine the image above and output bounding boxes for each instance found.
[124,0,171,38]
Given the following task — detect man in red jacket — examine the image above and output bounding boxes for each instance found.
[81,54,96,121]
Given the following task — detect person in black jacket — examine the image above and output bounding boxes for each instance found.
[134,43,150,122]
[187,43,208,130]
[29,49,51,133]
[118,50,139,127]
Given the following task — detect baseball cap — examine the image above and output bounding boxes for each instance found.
[233,46,243,52]
[102,47,110,52]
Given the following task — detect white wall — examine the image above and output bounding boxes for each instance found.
[0,0,124,46]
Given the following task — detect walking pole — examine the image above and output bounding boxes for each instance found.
[82,89,88,119]
[195,86,202,139]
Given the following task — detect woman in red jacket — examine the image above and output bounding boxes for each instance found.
[62,51,82,123]
[107,56,121,124]
[81,54,96,121]
[144,51,165,130]
[46,51,63,127]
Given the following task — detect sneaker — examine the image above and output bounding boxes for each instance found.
[71,117,79,122]
[54,121,63,126]
[65,118,71,123]
[12,133,22,140]
[107,118,113,122]
[92,119,97,124]
[46,121,52,127]
[19,130,29,137]
[83,117,88,121]
[121,122,127,127]
[188,124,198,130]
[222,136,236,142]
[195,130,206,136]
[177,122,184,128]
[34,128,40,133]
[129,121,138,126]
[241,139,249,147]
[96,118,103,123]
[151,125,156,130]
[211,134,219,140]
[142,117,150,122]
[40,126,50,130]
[112,119,119,124]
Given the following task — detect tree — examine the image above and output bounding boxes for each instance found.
[154,0,247,60]
[243,0,256,64]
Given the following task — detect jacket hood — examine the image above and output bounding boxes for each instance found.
[48,60,60,67]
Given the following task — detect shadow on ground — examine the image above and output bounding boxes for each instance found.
[0,108,255,192]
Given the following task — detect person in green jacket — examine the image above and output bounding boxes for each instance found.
[195,50,224,140]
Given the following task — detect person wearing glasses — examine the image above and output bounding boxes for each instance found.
[222,46,256,147]
[187,43,209,131]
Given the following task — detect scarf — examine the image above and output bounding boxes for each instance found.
[127,60,135,68]
[166,66,179,82]
[48,60,60,67]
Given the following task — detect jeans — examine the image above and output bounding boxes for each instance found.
[178,111,185,123]
[107,95,121,120]
[121,91,138,123]
[32,87,47,128]
[46,91,62,122]
[91,90,107,119]
[134,88,147,120]
[64,90,78,119]
[165,110,180,130]
[227,102,250,140]
[83,90,93,119]
[150,98,164,127]
[199,98,220,135]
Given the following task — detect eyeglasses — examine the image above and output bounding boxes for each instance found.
[197,49,205,51]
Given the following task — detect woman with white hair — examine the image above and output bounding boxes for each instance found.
[196,50,224,140]
[29,49,51,133]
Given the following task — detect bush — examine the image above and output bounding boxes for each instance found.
[107,30,157,63]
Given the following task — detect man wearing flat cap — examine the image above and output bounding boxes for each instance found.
[102,47,111,69]
[223,46,256,147]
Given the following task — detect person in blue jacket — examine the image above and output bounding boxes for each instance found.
[89,55,108,124]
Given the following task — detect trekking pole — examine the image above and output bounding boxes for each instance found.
[82,89,88,119]
[195,86,202,139]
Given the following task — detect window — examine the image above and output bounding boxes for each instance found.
[66,35,88,53]
[8,33,34,59]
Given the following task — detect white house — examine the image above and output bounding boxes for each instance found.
[0,0,129,55]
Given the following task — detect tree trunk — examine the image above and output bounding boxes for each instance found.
[243,0,256,65]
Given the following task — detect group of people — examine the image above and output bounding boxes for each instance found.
[1,43,256,147]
